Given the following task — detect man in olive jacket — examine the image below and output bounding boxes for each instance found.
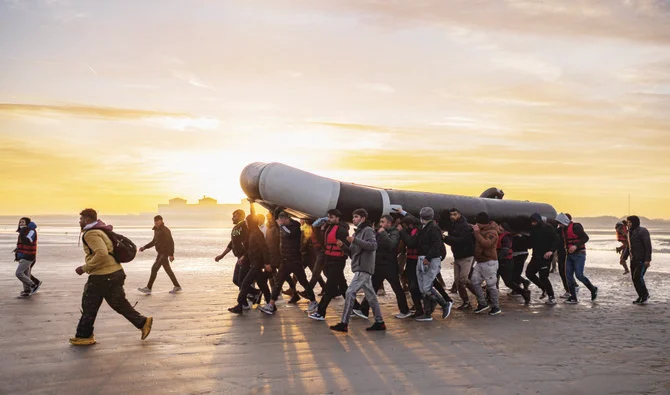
[70,208,152,346]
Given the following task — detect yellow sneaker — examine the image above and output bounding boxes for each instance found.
[141,316,153,340]
[69,336,96,346]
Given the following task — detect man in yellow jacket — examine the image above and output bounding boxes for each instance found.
[69,208,153,346]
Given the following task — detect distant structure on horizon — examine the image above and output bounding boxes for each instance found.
[157,196,245,220]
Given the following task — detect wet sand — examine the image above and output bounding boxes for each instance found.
[1,262,669,395]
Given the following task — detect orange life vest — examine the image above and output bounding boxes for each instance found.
[324,225,345,257]
[497,231,513,260]
[616,226,628,244]
[16,229,38,257]
[564,222,585,252]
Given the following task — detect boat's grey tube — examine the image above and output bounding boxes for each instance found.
[241,162,556,230]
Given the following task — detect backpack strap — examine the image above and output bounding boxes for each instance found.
[81,229,114,257]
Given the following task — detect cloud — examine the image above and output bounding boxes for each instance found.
[170,69,216,90]
[143,116,220,131]
[357,82,396,94]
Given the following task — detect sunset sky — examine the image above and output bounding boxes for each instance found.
[1,1,669,218]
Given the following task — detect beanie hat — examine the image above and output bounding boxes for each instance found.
[555,213,571,226]
[530,213,543,223]
[475,212,489,225]
[419,207,434,221]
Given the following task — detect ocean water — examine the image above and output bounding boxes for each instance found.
[1,218,668,274]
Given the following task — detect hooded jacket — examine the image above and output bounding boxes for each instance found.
[418,220,443,260]
[142,224,175,256]
[443,216,475,259]
[473,221,499,262]
[15,221,38,261]
[265,222,281,268]
[375,227,400,266]
[246,226,271,268]
[342,222,377,274]
[279,219,302,261]
[529,215,558,259]
[81,220,122,276]
[628,216,652,262]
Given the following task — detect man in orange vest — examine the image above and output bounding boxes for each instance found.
[14,217,41,297]
[555,213,598,304]
[615,221,630,275]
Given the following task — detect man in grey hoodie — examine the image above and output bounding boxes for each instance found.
[329,209,386,333]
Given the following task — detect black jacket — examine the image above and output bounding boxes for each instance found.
[529,222,558,259]
[246,227,271,268]
[443,216,475,259]
[143,225,175,256]
[227,221,248,258]
[279,219,302,261]
[375,228,400,265]
[418,220,443,260]
[265,223,281,268]
[629,226,652,263]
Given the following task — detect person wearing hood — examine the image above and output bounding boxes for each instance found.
[442,207,476,310]
[329,208,386,333]
[471,212,502,315]
[228,214,273,314]
[526,213,558,305]
[626,215,652,304]
[413,207,453,322]
[70,208,152,346]
[357,215,411,320]
[615,221,630,275]
[14,217,41,297]
[137,215,181,295]
[497,222,531,304]
[555,213,598,304]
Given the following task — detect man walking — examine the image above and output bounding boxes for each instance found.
[470,212,502,315]
[329,209,386,332]
[526,213,558,305]
[555,213,598,304]
[70,209,152,346]
[137,215,182,295]
[626,215,652,304]
[14,217,41,297]
[443,208,476,310]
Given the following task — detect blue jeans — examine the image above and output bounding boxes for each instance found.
[566,253,595,299]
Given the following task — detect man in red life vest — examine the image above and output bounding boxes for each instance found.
[555,213,598,304]
[14,217,41,297]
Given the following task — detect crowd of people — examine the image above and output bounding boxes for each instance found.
[11,203,654,343]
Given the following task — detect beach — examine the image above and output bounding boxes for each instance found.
[1,222,669,394]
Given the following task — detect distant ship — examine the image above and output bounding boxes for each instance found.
[157,196,245,222]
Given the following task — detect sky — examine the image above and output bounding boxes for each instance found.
[1,0,669,218]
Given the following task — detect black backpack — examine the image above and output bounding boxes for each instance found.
[82,229,137,263]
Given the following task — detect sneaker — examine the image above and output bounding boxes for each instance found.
[69,336,96,346]
[352,309,369,320]
[308,311,325,321]
[394,311,413,319]
[539,291,547,300]
[18,291,30,298]
[259,304,275,315]
[414,314,433,322]
[141,317,153,340]
[591,286,598,301]
[242,303,251,311]
[409,305,417,313]
[489,307,502,316]
[522,290,531,305]
[633,297,641,305]
[330,322,348,332]
[227,305,243,315]
[474,304,490,314]
[307,301,319,313]
[31,280,43,294]
[456,302,472,311]
[366,321,386,331]
[169,286,182,294]
[559,292,571,299]
[564,298,578,304]
[442,301,453,319]
[137,287,151,295]
[639,296,649,305]
[288,294,301,304]
[545,297,557,305]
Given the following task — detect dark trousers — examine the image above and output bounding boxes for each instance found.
[308,250,327,290]
[29,260,40,285]
[271,259,315,301]
[360,264,410,315]
[147,254,180,289]
[318,259,355,316]
[237,265,271,306]
[526,256,554,298]
[232,257,247,287]
[499,259,525,294]
[76,270,147,338]
[405,260,424,314]
[513,254,529,286]
[557,250,569,292]
[630,260,649,299]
